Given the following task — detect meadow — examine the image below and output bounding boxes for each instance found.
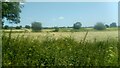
[2,28,119,67]
[3,28,118,41]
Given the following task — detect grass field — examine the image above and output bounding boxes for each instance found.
[5,30,118,41]
[2,28,119,66]
[3,27,118,39]
[3,27,118,32]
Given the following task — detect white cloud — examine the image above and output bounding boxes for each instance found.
[52,16,64,21]
[20,2,25,5]
[58,16,64,20]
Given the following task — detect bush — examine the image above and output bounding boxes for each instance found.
[31,22,42,32]
[94,22,106,30]
[25,25,31,29]
[4,25,9,29]
[15,26,22,29]
[110,22,117,27]
[105,24,109,28]
[73,22,82,29]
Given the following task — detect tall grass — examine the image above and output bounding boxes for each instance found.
[2,32,118,66]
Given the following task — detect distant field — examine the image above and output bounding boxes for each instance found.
[3,27,118,32]
[5,30,118,41]
[3,27,118,41]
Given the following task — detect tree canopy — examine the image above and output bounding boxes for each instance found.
[110,22,117,27]
[73,22,82,29]
[94,22,106,30]
[31,22,42,32]
[25,25,31,29]
[2,2,23,24]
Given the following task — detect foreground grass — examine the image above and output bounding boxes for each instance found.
[2,33,118,66]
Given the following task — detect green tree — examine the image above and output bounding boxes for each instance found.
[4,25,9,29]
[20,25,22,28]
[31,22,42,32]
[94,22,106,30]
[73,22,82,29]
[105,24,109,28]
[25,25,31,29]
[2,2,23,27]
[110,22,117,27]
[15,26,22,29]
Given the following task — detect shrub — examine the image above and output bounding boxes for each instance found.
[73,22,82,29]
[15,26,22,29]
[105,24,109,28]
[25,25,31,29]
[110,22,117,27]
[4,25,9,29]
[94,22,106,30]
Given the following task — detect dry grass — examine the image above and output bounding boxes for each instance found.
[7,30,118,41]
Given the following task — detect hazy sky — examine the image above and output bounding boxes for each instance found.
[5,2,118,27]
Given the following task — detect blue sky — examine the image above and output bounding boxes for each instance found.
[5,2,118,27]
[25,0,119,2]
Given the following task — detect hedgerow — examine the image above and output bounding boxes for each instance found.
[2,32,118,67]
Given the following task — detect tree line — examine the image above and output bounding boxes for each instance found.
[3,21,117,32]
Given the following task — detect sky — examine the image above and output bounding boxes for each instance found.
[25,0,119,2]
[4,2,118,27]
[3,0,119,2]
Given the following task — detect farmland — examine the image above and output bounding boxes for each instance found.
[5,31,118,41]
[3,28,118,41]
